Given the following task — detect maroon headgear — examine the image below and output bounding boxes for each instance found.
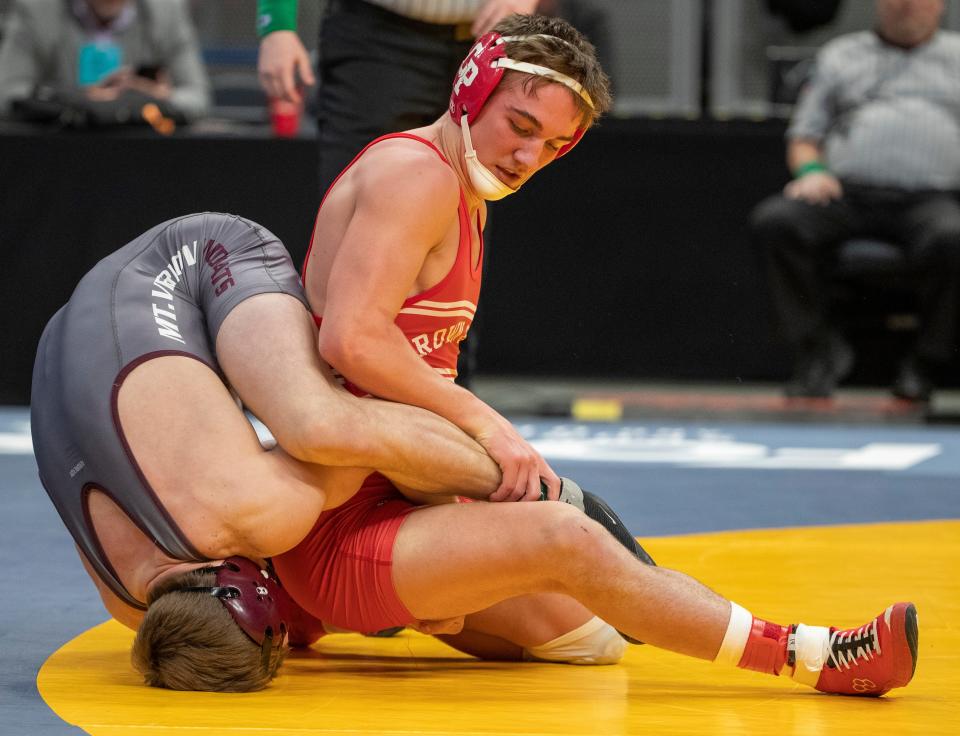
[179,556,321,673]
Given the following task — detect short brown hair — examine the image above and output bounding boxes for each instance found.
[131,568,288,692]
[494,13,612,127]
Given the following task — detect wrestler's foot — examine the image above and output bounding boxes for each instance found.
[810,603,918,696]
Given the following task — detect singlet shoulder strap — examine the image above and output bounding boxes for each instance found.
[303,133,463,284]
[324,133,452,205]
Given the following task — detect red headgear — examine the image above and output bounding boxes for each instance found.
[449,32,591,158]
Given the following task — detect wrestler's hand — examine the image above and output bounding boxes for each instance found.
[411,616,465,635]
[472,0,541,37]
[475,419,561,502]
[784,171,843,206]
[258,30,315,104]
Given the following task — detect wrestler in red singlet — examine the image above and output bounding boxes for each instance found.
[274,134,482,633]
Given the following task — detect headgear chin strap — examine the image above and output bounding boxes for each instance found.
[179,557,294,674]
[449,32,594,200]
[459,113,517,201]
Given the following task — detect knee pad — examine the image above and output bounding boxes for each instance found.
[522,616,626,665]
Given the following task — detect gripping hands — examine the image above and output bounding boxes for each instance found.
[475,418,561,502]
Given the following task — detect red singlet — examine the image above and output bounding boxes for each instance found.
[276,134,481,632]
[303,133,483,390]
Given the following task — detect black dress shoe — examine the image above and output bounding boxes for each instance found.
[784,333,854,398]
[892,357,934,402]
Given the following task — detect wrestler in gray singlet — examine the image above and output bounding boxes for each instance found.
[31,213,309,610]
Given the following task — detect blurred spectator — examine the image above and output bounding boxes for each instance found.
[751,0,960,402]
[256,0,540,197]
[0,0,211,124]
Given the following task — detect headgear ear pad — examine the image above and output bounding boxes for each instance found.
[449,32,508,126]
[178,556,324,672]
[449,32,587,158]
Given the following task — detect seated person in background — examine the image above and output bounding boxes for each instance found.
[0,0,211,123]
[750,0,960,401]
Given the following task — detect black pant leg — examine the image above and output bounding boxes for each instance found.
[315,1,471,198]
[893,194,960,365]
[749,193,862,346]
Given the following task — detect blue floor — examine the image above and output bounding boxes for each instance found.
[518,418,960,535]
[2,407,959,735]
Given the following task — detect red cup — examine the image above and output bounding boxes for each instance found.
[269,97,302,138]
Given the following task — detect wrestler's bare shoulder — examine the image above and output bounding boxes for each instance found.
[353,138,459,208]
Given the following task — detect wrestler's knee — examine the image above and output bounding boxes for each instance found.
[530,502,654,593]
[531,502,611,564]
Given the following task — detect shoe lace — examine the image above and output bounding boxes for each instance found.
[826,619,881,671]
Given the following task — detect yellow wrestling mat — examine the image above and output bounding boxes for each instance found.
[38,521,960,736]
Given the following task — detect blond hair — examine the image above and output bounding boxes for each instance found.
[131,568,288,692]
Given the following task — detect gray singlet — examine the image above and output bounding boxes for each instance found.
[31,212,309,609]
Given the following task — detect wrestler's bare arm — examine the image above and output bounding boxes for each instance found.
[215,293,502,499]
[313,150,559,502]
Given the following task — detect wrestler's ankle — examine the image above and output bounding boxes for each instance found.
[714,602,790,676]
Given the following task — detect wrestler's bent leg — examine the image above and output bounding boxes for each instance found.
[391,500,730,661]
[115,355,328,557]
[31,212,339,603]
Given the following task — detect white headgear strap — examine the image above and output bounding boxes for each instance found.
[496,35,595,110]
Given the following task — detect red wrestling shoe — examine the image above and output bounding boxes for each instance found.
[813,603,918,696]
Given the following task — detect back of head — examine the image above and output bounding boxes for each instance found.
[131,568,287,692]
[493,13,612,127]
